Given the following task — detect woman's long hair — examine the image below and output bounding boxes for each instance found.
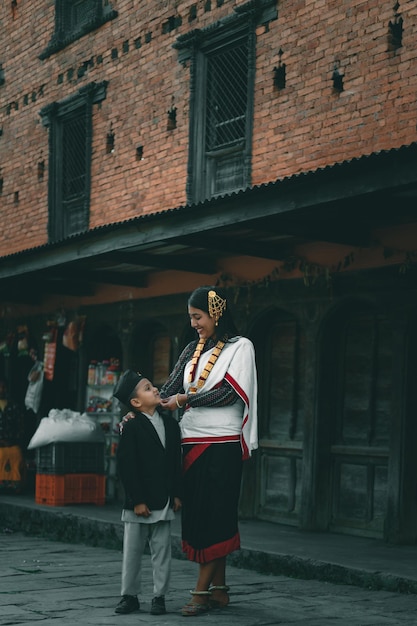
[188,286,239,339]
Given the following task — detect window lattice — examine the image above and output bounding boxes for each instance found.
[205,41,249,151]
[62,110,87,201]
[62,0,97,31]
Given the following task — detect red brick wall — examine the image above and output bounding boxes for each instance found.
[252,0,417,183]
[0,0,416,255]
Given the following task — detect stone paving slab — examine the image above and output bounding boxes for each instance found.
[2,533,417,626]
[3,495,417,597]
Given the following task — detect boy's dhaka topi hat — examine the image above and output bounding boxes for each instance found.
[113,369,144,405]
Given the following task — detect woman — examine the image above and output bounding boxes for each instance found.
[160,286,258,617]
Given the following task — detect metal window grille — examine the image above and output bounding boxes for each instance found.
[41,83,108,241]
[62,0,98,31]
[62,110,87,202]
[205,41,249,152]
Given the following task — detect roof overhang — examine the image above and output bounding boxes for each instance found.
[2,143,417,303]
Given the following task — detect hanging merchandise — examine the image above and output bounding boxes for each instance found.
[0,331,14,357]
[63,321,79,351]
[56,309,66,328]
[43,323,57,382]
[78,315,86,345]
[25,359,44,413]
[62,315,86,352]
[17,325,29,356]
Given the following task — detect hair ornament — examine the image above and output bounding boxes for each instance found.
[208,290,227,325]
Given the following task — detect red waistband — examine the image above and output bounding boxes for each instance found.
[182,434,240,444]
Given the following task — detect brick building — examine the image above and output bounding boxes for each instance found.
[1,0,417,543]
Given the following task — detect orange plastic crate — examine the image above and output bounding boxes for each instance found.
[35,473,106,506]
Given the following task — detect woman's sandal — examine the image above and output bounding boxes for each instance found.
[208,585,230,609]
[181,590,211,617]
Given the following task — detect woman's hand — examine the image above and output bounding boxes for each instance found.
[160,393,187,411]
[118,411,135,434]
[159,395,176,411]
[173,497,182,512]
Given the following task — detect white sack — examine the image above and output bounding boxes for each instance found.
[27,408,105,449]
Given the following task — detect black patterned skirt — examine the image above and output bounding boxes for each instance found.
[181,441,242,563]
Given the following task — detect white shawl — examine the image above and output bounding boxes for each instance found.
[181,336,258,460]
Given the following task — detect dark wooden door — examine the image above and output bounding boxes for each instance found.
[328,311,392,537]
[256,313,306,525]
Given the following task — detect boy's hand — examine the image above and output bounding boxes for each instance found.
[173,497,182,512]
[134,503,151,517]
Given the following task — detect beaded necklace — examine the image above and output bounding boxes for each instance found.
[188,337,226,394]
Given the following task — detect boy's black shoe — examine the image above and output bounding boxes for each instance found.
[115,595,140,614]
[150,596,166,615]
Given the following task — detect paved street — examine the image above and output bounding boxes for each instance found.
[2,531,417,626]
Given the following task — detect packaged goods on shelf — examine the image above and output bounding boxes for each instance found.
[85,374,120,502]
[86,395,113,413]
[87,358,121,386]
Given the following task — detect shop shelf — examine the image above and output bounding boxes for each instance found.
[36,442,105,475]
[35,473,106,506]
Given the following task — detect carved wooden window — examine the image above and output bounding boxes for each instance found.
[39,1,117,59]
[39,82,108,242]
[201,36,251,199]
[174,1,277,203]
[190,30,253,203]
[62,0,98,31]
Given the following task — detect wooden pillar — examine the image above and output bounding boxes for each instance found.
[299,309,326,530]
[385,310,417,544]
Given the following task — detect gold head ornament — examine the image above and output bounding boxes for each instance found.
[208,290,227,325]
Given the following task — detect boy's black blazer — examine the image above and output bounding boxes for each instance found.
[116,410,182,511]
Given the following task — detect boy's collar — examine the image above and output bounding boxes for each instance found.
[143,408,160,418]
[132,406,159,417]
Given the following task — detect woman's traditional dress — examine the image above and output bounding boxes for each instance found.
[161,336,258,563]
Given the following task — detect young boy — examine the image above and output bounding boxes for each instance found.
[113,370,182,616]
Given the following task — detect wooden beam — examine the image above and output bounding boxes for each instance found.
[173,233,293,261]
[1,277,95,303]
[45,267,149,288]
[104,249,217,274]
[74,269,148,288]
[255,213,371,247]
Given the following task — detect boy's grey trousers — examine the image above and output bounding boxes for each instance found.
[121,520,172,598]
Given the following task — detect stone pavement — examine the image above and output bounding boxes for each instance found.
[1,494,417,598]
[3,531,417,626]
